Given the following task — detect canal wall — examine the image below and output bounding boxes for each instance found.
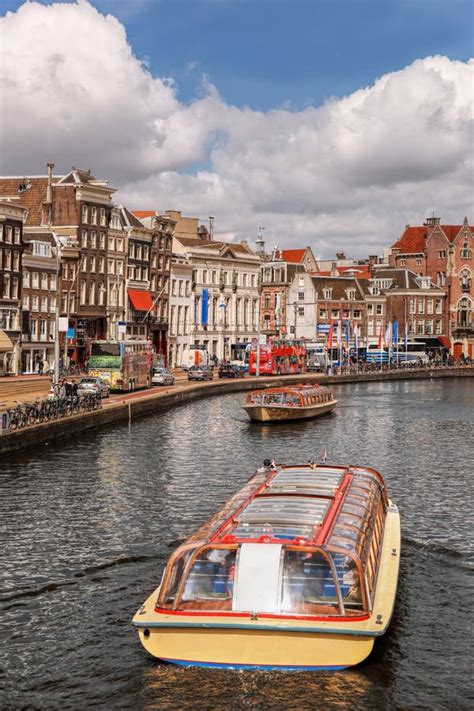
[1,366,473,457]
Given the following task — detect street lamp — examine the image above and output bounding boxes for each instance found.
[51,233,69,386]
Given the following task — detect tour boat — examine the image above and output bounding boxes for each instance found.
[243,384,337,422]
[132,461,400,670]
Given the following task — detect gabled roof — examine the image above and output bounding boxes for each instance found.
[336,265,371,279]
[0,177,50,226]
[175,236,253,255]
[281,248,306,263]
[309,275,369,299]
[121,206,150,230]
[391,226,426,254]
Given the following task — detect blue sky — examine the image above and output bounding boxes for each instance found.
[2,0,473,110]
[0,0,472,254]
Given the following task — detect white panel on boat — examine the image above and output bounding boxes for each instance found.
[232,543,282,613]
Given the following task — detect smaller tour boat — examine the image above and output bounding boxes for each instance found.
[132,461,400,670]
[243,384,337,422]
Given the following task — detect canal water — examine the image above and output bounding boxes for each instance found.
[1,379,473,710]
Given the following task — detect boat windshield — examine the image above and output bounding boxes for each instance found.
[158,544,364,616]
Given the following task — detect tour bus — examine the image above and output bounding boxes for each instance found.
[365,340,428,366]
[305,342,329,372]
[248,339,307,375]
[88,340,155,391]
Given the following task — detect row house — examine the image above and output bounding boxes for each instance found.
[0,165,116,367]
[369,269,447,347]
[106,206,127,341]
[390,216,473,357]
[0,200,27,374]
[288,273,368,343]
[171,212,262,362]
[21,233,58,373]
[260,247,317,336]
[131,210,174,360]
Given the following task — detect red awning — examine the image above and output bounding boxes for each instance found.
[438,336,451,349]
[128,289,154,311]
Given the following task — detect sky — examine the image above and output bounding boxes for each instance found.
[0,0,473,257]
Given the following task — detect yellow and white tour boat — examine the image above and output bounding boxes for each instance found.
[243,384,337,422]
[132,461,400,670]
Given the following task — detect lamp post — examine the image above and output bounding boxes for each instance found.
[51,233,69,386]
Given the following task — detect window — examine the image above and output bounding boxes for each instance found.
[427,299,433,314]
[460,243,471,259]
[435,319,442,334]
[81,230,88,247]
[31,319,38,339]
[323,288,333,299]
[436,272,446,287]
[409,298,416,314]
[23,295,29,310]
[99,233,106,250]
[367,303,374,315]
[202,269,208,284]
[399,258,406,266]
[82,205,88,223]
[3,250,11,270]
[41,296,48,312]
[331,309,339,318]
[11,276,19,298]
[5,226,12,243]
[33,242,52,257]
[89,281,95,305]
[353,309,361,319]
[40,319,47,341]
[417,321,424,334]
[32,295,39,311]
[376,304,383,315]
[418,300,425,314]
[91,207,97,225]
[80,280,87,305]
[98,257,105,273]
[416,258,422,266]
[90,256,96,272]
[100,208,106,226]
[23,272,30,288]
[298,291,304,301]
[319,308,327,319]
[298,306,305,316]
[0,224,3,241]
[437,250,446,259]
[426,320,433,334]
[41,273,48,290]
[347,289,356,300]
[90,231,97,249]
[80,256,87,272]
[14,227,21,243]
[98,282,106,306]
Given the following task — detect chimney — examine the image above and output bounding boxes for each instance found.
[41,161,54,226]
[336,251,345,260]
[330,261,338,277]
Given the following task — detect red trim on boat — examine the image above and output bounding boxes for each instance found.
[154,607,370,623]
[313,470,352,544]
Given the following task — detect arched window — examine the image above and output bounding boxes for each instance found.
[457,297,471,327]
[459,268,471,293]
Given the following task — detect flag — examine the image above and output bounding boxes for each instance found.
[378,322,384,349]
[336,321,342,347]
[393,320,399,346]
[404,320,409,348]
[345,320,350,345]
[327,321,333,350]
[384,321,392,348]
[321,449,328,463]
[353,323,359,350]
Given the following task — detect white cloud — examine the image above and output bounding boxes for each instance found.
[0,1,473,256]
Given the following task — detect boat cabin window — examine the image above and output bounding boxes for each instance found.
[331,554,362,609]
[179,548,237,611]
[159,549,194,608]
[281,550,340,615]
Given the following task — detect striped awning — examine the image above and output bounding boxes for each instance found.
[0,330,13,352]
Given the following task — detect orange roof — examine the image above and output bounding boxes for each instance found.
[132,210,156,218]
[391,226,426,254]
[128,289,153,311]
[337,265,371,279]
[440,225,462,243]
[281,249,306,263]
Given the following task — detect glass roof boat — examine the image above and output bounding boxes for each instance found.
[243,384,337,422]
[132,461,400,670]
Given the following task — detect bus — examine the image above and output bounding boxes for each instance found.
[248,339,307,376]
[365,340,428,366]
[230,343,250,371]
[305,341,329,372]
[88,340,155,391]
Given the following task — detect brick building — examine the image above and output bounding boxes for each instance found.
[390,217,473,356]
[260,247,317,336]
[0,200,27,374]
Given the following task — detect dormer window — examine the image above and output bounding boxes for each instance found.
[346,288,356,300]
[323,288,332,299]
[369,285,380,296]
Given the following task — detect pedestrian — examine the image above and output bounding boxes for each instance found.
[59,380,66,398]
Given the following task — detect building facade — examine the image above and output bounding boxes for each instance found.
[390,217,473,356]
[171,212,262,362]
[0,201,27,374]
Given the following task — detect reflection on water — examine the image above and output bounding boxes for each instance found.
[1,379,473,709]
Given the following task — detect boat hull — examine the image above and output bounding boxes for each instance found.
[243,399,337,422]
[136,624,374,670]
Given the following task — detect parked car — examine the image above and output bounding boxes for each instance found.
[77,377,110,398]
[152,367,175,386]
[218,364,245,379]
[187,366,214,381]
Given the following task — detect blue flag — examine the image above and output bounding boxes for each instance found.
[393,320,399,346]
[201,289,209,325]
